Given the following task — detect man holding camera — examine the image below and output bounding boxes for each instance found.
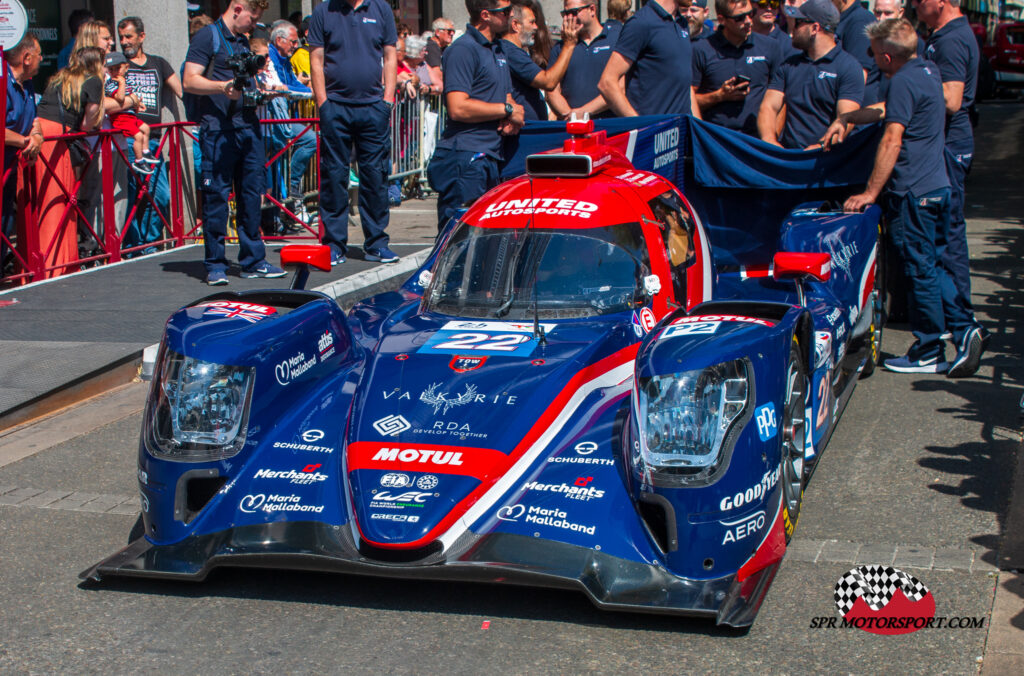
[184,0,286,285]
[308,0,400,265]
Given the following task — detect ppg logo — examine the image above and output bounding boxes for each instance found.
[755,403,777,441]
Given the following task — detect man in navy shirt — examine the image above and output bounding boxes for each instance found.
[426,0,525,233]
[758,0,862,148]
[2,34,41,273]
[503,0,580,121]
[692,0,781,135]
[834,0,880,104]
[184,0,287,285]
[827,19,975,374]
[916,0,986,367]
[687,0,715,42]
[547,0,618,119]
[752,0,794,52]
[308,0,400,265]
[599,0,700,116]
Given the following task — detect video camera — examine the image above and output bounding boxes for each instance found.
[226,52,267,108]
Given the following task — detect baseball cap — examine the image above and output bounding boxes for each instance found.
[784,0,839,33]
[104,51,127,68]
[692,0,708,7]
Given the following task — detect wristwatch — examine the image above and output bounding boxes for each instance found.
[504,102,514,118]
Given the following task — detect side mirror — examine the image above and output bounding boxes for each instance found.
[772,252,832,307]
[281,244,332,290]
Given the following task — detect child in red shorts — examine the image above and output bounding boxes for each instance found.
[103,52,159,175]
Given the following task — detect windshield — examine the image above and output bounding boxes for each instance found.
[424,222,650,319]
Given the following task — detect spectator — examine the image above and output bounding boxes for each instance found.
[3,33,42,273]
[504,0,579,121]
[826,19,977,374]
[833,0,880,104]
[523,0,555,70]
[118,16,183,253]
[693,0,782,135]
[916,0,986,369]
[752,0,794,51]
[308,0,401,265]
[405,36,436,94]
[29,47,105,278]
[426,17,456,93]
[184,0,287,285]
[599,0,700,117]
[687,0,714,42]
[546,0,619,119]
[426,0,525,233]
[190,14,214,38]
[873,0,905,20]
[57,9,94,70]
[397,23,413,40]
[606,0,633,28]
[74,21,117,55]
[757,0,862,148]
[102,52,158,176]
[268,20,317,207]
[291,17,312,83]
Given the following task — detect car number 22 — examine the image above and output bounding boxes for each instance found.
[419,331,538,356]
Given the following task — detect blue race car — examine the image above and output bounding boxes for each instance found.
[82,119,883,627]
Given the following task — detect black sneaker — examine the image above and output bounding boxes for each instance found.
[140,151,161,165]
[947,327,984,378]
[132,160,155,175]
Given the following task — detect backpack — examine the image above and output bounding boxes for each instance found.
[181,25,222,122]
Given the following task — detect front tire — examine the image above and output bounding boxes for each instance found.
[781,338,809,542]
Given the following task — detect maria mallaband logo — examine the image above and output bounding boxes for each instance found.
[809,565,985,634]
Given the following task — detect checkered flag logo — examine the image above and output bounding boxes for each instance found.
[373,414,411,437]
[834,565,930,616]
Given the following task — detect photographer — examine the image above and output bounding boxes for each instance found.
[183,0,286,285]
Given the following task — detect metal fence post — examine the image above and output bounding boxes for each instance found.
[100,134,120,263]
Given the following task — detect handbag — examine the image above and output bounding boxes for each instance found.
[57,90,91,168]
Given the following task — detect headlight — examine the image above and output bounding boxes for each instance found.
[636,359,749,480]
[146,347,254,461]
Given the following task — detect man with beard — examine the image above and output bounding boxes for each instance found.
[599,0,701,117]
[914,0,986,374]
[693,0,782,134]
[757,0,862,148]
[426,0,525,233]
[687,0,714,42]
[503,0,579,121]
[547,0,620,119]
[118,17,183,253]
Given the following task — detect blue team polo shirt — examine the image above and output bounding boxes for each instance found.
[691,24,714,42]
[5,66,35,167]
[184,20,260,130]
[614,2,693,115]
[503,41,547,121]
[437,26,513,159]
[692,30,780,134]
[768,45,864,149]
[836,3,880,104]
[550,25,618,110]
[925,16,979,151]
[884,58,949,197]
[307,0,398,104]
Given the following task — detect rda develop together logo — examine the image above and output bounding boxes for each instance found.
[809,565,985,634]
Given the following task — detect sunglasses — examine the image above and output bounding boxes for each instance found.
[486,5,513,14]
[724,9,756,21]
[756,0,781,8]
[560,5,593,17]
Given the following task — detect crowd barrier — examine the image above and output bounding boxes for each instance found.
[0,95,446,286]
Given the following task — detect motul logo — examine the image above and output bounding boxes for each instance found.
[371,447,464,466]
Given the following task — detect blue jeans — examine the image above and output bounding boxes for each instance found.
[318,99,391,255]
[427,147,499,233]
[199,125,267,273]
[124,138,170,249]
[286,122,317,196]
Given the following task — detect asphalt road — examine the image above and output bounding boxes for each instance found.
[1,104,1022,675]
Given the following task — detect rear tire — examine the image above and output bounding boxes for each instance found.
[781,338,809,542]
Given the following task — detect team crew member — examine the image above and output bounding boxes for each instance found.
[184,0,286,285]
[916,0,985,364]
[426,0,525,233]
[834,0,880,104]
[425,17,456,93]
[599,0,701,117]
[547,0,619,119]
[308,0,400,265]
[503,0,579,121]
[687,0,714,42]
[757,0,862,149]
[752,0,793,51]
[605,0,632,29]
[825,19,975,374]
[692,0,781,134]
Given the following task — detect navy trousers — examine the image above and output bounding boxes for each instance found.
[318,99,391,256]
[427,147,499,233]
[199,125,267,274]
[941,143,975,313]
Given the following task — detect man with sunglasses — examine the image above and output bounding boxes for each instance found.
[599,0,701,117]
[751,0,794,52]
[546,1,619,119]
[757,0,862,148]
[503,0,580,121]
[687,0,714,42]
[833,0,881,104]
[427,0,525,233]
[692,0,782,134]
[426,17,455,94]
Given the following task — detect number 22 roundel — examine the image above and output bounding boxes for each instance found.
[418,321,557,357]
